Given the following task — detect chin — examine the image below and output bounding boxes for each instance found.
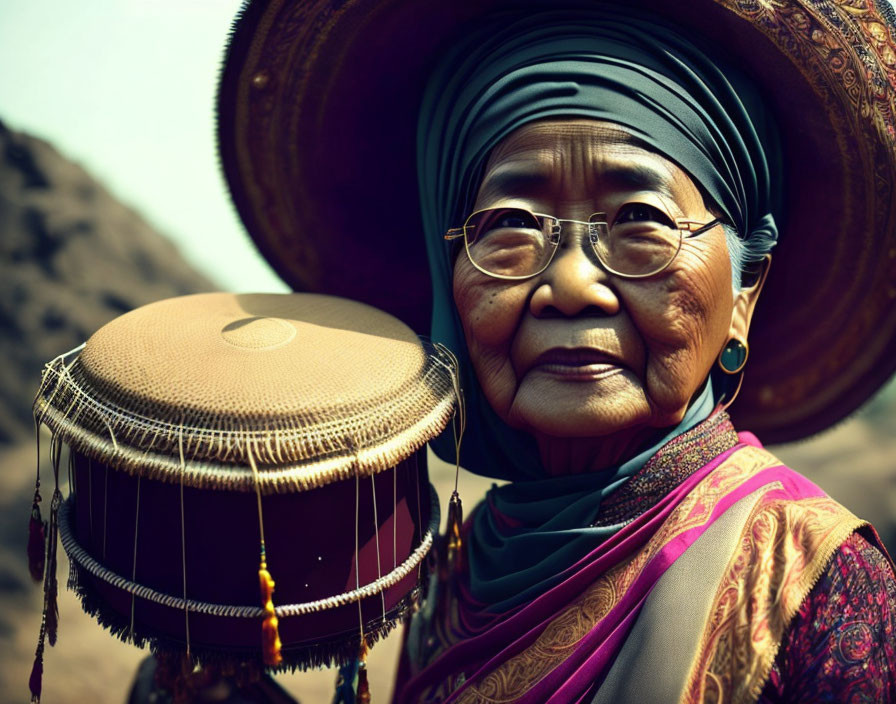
[505,373,653,438]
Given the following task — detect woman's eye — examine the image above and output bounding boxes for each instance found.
[614,203,670,226]
[496,215,532,229]
[476,208,539,234]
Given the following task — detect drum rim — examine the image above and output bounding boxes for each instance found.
[35,343,458,493]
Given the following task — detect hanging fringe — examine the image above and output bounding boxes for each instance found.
[28,488,46,582]
[29,420,46,582]
[45,489,62,647]
[446,491,463,555]
[443,357,467,578]
[29,644,43,703]
[31,440,63,701]
[45,433,62,648]
[66,556,80,592]
[356,641,371,704]
[64,558,420,672]
[445,490,464,573]
[247,440,282,668]
[32,343,458,494]
[45,580,59,648]
[436,490,464,631]
[258,553,282,667]
[331,659,360,704]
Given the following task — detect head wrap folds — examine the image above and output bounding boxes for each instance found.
[418,7,782,481]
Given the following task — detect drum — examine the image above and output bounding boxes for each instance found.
[28,292,458,699]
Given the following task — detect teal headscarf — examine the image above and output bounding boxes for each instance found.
[416,8,782,608]
[419,7,780,481]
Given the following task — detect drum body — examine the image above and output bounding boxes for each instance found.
[34,292,455,669]
[65,449,434,664]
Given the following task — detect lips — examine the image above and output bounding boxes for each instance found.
[529,348,625,380]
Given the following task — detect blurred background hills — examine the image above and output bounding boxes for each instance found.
[0,121,218,445]
[0,123,893,703]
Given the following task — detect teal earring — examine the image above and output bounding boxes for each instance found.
[718,338,749,375]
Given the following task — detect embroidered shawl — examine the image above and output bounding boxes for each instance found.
[396,424,868,704]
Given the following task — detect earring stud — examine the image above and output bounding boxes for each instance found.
[718,338,748,375]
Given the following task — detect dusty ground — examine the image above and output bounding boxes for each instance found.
[1,413,893,704]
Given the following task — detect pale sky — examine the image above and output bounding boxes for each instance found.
[0,0,286,293]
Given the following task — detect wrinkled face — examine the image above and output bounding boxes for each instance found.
[453,120,755,440]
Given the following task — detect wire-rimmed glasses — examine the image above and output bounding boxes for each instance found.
[445,202,721,280]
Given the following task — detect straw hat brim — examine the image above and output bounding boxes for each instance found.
[217,0,896,443]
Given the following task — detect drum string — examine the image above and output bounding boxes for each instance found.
[102,464,109,562]
[370,474,386,622]
[67,441,74,504]
[49,436,62,639]
[413,452,422,580]
[177,423,191,658]
[353,464,371,703]
[87,458,93,544]
[446,346,467,572]
[28,434,62,704]
[129,475,141,643]
[246,439,283,666]
[28,418,46,584]
[393,465,397,572]
[65,450,76,589]
[355,469,363,640]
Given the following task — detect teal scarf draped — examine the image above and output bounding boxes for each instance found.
[468,381,716,611]
[416,7,781,608]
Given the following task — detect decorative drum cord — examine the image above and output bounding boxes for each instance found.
[56,483,440,619]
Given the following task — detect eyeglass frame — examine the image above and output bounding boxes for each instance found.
[445,206,722,281]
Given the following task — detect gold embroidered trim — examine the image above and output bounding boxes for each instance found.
[682,455,864,704]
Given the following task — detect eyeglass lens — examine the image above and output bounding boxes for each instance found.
[463,205,683,278]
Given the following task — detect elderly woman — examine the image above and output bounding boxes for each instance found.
[218,0,896,701]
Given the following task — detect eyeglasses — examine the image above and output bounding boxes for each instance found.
[445,202,721,280]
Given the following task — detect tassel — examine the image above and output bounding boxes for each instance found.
[29,648,43,703]
[356,642,370,704]
[45,578,58,647]
[45,490,61,647]
[446,490,464,569]
[28,489,46,582]
[258,553,282,666]
[331,659,360,704]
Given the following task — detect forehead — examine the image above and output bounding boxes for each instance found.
[479,119,698,203]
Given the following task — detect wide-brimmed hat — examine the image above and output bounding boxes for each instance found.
[217,0,896,444]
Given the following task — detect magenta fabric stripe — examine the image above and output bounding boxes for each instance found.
[400,437,830,703]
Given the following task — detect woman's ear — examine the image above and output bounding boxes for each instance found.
[729,254,771,342]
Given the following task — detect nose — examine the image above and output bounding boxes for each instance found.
[529,232,621,318]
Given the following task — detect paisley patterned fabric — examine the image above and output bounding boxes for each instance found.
[760,530,896,703]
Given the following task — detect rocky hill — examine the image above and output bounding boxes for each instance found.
[0,120,217,444]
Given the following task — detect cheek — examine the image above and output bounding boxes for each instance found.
[453,264,517,346]
[453,262,530,415]
[624,248,733,406]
